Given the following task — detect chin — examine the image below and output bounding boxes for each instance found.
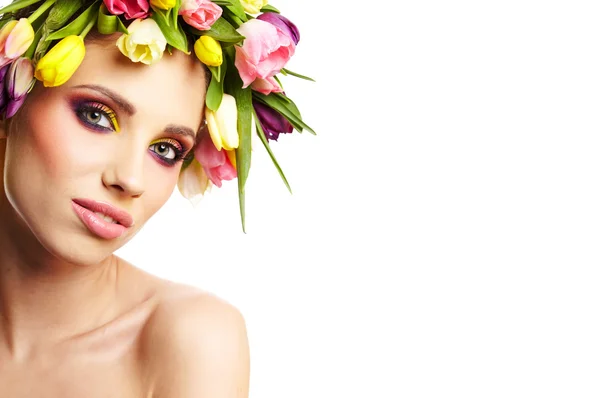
[51,226,140,267]
[15,210,139,268]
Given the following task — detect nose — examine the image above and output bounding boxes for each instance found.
[102,140,146,198]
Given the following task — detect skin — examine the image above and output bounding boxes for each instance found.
[0,36,250,397]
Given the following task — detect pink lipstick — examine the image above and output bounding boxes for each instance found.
[72,198,133,240]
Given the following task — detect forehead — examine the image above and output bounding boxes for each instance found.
[63,36,208,131]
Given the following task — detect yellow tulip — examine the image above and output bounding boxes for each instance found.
[239,0,268,14]
[193,36,222,67]
[150,0,176,10]
[34,35,85,87]
[116,18,166,65]
[205,94,239,151]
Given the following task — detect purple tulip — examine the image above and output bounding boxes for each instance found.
[254,101,293,141]
[4,57,34,118]
[0,63,10,111]
[257,12,300,45]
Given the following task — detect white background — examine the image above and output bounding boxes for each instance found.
[6,0,600,396]
[122,1,600,397]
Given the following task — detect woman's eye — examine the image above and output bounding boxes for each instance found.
[82,110,112,129]
[150,142,178,160]
[74,101,119,131]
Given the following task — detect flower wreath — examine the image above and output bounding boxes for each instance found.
[0,0,315,231]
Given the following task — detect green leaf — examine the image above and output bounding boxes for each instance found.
[26,0,57,24]
[152,8,189,53]
[207,65,221,83]
[260,4,279,13]
[212,0,233,6]
[196,16,244,43]
[46,0,83,30]
[281,68,316,82]
[224,60,252,232]
[0,0,43,15]
[152,6,170,26]
[224,0,247,22]
[221,9,243,28]
[233,87,252,233]
[206,57,228,110]
[116,15,128,34]
[253,92,316,135]
[206,75,224,111]
[205,62,225,110]
[252,108,292,193]
[97,3,117,34]
[45,1,98,41]
[171,0,180,27]
[274,92,299,115]
[24,21,43,58]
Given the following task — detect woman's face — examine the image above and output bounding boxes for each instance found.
[1,37,207,266]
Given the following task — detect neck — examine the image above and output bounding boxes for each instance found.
[0,144,121,357]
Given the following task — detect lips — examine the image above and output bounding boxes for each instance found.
[72,198,134,227]
[72,198,134,240]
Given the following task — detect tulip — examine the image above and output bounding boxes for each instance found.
[254,101,292,141]
[177,159,212,206]
[194,134,237,187]
[257,12,300,45]
[234,19,294,89]
[150,0,176,9]
[0,19,35,68]
[193,35,222,67]
[103,0,150,20]
[205,94,239,151]
[239,0,267,14]
[250,76,282,95]
[179,0,222,31]
[116,18,167,65]
[35,35,86,87]
[5,57,34,117]
[0,64,10,112]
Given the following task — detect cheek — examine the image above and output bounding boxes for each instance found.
[14,98,94,182]
[141,164,180,218]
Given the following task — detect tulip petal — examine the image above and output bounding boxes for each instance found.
[177,159,211,206]
[5,96,25,118]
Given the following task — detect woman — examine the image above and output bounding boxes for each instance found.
[0,0,310,395]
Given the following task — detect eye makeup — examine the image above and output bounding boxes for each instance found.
[70,96,191,167]
[71,98,120,132]
[149,138,191,167]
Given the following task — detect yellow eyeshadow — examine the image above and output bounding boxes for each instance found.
[150,138,182,150]
[89,102,120,132]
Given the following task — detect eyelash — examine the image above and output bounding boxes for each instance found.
[74,100,190,167]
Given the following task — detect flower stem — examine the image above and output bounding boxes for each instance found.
[0,0,44,16]
[78,14,97,39]
[27,0,57,24]
[23,25,42,59]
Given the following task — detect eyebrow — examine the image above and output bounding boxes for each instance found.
[165,124,197,141]
[74,84,197,140]
[74,84,136,115]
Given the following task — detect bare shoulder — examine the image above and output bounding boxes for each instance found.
[139,281,250,398]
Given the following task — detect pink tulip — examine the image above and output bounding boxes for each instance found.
[0,19,34,68]
[179,0,222,31]
[194,134,237,187]
[257,12,300,45]
[250,76,282,95]
[103,0,150,20]
[234,19,295,89]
